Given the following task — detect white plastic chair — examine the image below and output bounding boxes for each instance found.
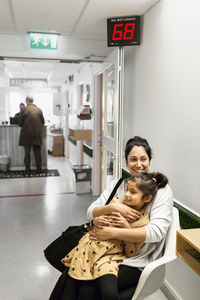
[132,206,180,300]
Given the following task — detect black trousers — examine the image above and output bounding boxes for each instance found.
[61,274,120,300]
[78,265,141,300]
[24,145,42,172]
[49,265,141,300]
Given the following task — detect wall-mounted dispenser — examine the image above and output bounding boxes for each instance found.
[77,105,92,120]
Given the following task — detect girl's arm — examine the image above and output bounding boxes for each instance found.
[87,180,140,222]
[90,185,173,244]
[87,180,117,222]
[93,212,132,229]
[90,226,146,243]
[92,203,140,222]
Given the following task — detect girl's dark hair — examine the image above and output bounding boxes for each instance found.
[125,136,152,162]
[127,172,168,200]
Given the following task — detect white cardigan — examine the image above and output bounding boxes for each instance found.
[87,179,173,268]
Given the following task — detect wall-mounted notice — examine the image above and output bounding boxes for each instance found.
[10,78,47,87]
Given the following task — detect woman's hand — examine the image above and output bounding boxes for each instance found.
[111,203,140,222]
[93,215,111,228]
[109,212,131,229]
[89,226,116,241]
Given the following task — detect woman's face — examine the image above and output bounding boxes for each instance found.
[127,146,150,175]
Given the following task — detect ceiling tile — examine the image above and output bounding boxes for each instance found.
[0,0,160,83]
[0,0,15,33]
[73,0,159,37]
[11,0,88,33]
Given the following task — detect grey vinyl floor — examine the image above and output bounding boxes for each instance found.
[0,156,167,300]
[0,156,97,300]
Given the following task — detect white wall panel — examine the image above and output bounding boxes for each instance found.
[123,0,200,299]
[124,0,200,214]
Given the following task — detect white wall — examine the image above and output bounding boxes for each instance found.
[123,0,200,299]
[53,93,65,116]
[83,152,93,171]
[67,62,102,167]
[0,63,9,122]
[68,141,78,165]
[124,0,200,214]
[165,258,200,300]
[9,91,54,119]
[0,88,9,122]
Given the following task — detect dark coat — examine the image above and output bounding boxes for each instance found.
[13,111,23,125]
[19,104,45,146]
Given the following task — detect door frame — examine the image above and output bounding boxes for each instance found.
[92,48,124,195]
[92,71,103,196]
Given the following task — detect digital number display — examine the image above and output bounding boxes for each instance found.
[107,16,140,47]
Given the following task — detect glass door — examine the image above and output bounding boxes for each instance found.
[101,61,118,191]
[93,49,124,194]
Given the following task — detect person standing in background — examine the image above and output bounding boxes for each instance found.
[12,102,25,124]
[18,96,45,174]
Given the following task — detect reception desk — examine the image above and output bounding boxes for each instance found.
[0,125,47,170]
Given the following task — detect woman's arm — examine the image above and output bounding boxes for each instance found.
[144,184,173,243]
[87,179,140,222]
[90,185,173,244]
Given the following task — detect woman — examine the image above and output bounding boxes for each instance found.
[78,136,173,300]
[49,136,173,300]
[59,172,168,300]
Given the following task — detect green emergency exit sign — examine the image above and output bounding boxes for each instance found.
[29,33,58,50]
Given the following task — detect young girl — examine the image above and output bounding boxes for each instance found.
[58,172,168,300]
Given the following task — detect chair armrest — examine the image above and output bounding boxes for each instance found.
[132,254,177,300]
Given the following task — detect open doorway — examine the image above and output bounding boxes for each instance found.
[1,58,104,182]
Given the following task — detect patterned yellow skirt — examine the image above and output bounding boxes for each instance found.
[62,233,125,280]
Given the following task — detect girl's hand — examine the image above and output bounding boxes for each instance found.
[111,203,140,222]
[109,212,131,229]
[93,215,111,228]
[89,226,116,241]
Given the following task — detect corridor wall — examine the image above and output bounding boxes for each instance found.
[123,0,200,299]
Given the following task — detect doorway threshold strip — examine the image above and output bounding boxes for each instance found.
[0,169,60,179]
[0,191,75,199]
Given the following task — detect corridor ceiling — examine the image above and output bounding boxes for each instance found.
[1,0,159,39]
[0,0,159,85]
